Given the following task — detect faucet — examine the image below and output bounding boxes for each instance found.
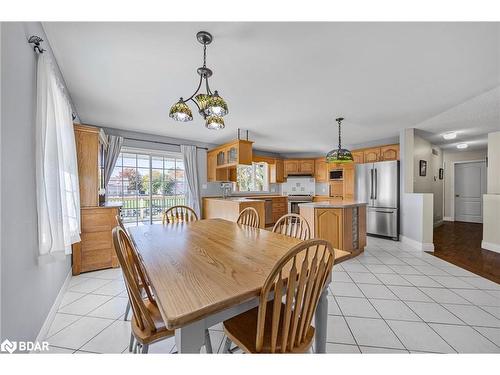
[220,182,232,199]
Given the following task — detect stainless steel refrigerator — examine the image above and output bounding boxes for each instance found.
[355,160,399,240]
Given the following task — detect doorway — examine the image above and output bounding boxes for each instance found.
[454,161,487,223]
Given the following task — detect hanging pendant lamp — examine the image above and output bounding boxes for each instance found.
[169,31,228,130]
[326,117,353,163]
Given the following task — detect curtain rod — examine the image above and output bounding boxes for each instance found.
[124,137,209,151]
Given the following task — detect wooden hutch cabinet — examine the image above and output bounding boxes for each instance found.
[72,124,121,275]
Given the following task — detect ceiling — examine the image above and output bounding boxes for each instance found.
[43,22,500,153]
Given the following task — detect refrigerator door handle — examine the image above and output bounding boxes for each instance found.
[374,168,378,200]
[369,169,374,199]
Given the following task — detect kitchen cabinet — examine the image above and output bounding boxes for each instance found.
[271,196,288,223]
[342,164,355,200]
[284,159,315,177]
[363,147,380,163]
[352,151,364,164]
[380,144,399,161]
[74,124,99,207]
[315,158,328,182]
[274,159,285,183]
[206,139,253,182]
[354,144,399,164]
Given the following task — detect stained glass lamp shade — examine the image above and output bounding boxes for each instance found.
[169,98,193,122]
[326,117,353,163]
[205,115,225,130]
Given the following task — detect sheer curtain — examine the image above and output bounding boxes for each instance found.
[181,145,201,218]
[36,54,81,256]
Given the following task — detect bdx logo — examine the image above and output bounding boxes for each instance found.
[1,339,17,354]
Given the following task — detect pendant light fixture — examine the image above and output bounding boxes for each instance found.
[326,117,354,163]
[169,31,228,130]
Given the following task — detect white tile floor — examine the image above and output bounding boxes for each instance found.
[42,236,500,354]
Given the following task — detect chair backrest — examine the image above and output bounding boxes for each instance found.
[112,226,156,334]
[236,207,260,228]
[163,205,198,224]
[115,214,127,231]
[255,239,335,353]
[272,213,311,241]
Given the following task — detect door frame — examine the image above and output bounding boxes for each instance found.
[450,159,487,222]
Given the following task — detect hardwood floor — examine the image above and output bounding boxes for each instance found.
[432,221,500,284]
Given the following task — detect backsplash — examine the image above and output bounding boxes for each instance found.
[282,177,315,196]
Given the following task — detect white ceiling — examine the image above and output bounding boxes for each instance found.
[43,22,500,153]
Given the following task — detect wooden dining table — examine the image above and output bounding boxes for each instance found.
[128,218,351,353]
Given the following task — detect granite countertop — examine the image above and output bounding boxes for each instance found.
[298,201,367,208]
[204,197,267,203]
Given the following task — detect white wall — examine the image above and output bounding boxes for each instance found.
[1,22,72,342]
[442,149,488,220]
[487,132,500,194]
[482,131,500,253]
[413,134,443,224]
[399,128,435,250]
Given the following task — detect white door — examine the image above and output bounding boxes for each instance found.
[454,161,487,223]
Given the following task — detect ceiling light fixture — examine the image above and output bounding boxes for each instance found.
[457,143,468,149]
[443,132,457,140]
[169,31,228,130]
[326,117,353,163]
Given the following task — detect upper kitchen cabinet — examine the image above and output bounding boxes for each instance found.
[284,159,315,177]
[352,150,364,164]
[360,144,399,163]
[314,158,328,182]
[363,147,380,163]
[207,139,253,182]
[380,144,400,161]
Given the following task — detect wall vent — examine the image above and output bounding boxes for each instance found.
[432,148,439,156]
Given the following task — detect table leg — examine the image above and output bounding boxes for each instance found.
[175,320,205,353]
[314,287,328,353]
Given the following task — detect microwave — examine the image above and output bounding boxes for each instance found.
[329,169,343,180]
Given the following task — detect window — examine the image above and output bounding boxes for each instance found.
[236,162,269,192]
[107,149,185,225]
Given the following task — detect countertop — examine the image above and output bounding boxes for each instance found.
[298,201,367,208]
[203,197,267,203]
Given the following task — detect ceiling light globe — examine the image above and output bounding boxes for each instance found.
[169,98,193,122]
[205,115,225,130]
[206,91,228,117]
[456,143,468,149]
[443,132,457,140]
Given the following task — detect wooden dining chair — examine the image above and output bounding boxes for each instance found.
[222,239,335,353]
[236,207,260,228]
[116,214,141,322]
[272,213,311,241]
[113,225,214,354]
[113,226,174,354]
[162,205,198,224]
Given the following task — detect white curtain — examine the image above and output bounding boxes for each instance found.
[36,54,81,256]
[181,145,201,218]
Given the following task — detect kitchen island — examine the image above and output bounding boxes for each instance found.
[299,201,367,255]
[202,197,266,228]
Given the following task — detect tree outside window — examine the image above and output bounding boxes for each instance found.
[236,162,269,192]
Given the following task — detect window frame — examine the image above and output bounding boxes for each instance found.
[107,147,186,226]
[236,162,270,193]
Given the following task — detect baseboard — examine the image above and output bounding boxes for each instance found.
[433,220,444,228]
[443,217,454,222]
[32,269,72,352]
[401,235,435,252]
[481,241,500,253]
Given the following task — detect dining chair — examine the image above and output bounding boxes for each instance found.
[221,239,335,353]
[162,205,198,224]
[116,214,140,322]
[113,226,214,354]
[236,207,260,228]
[272,213,311,241]
[113,226,174,354]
